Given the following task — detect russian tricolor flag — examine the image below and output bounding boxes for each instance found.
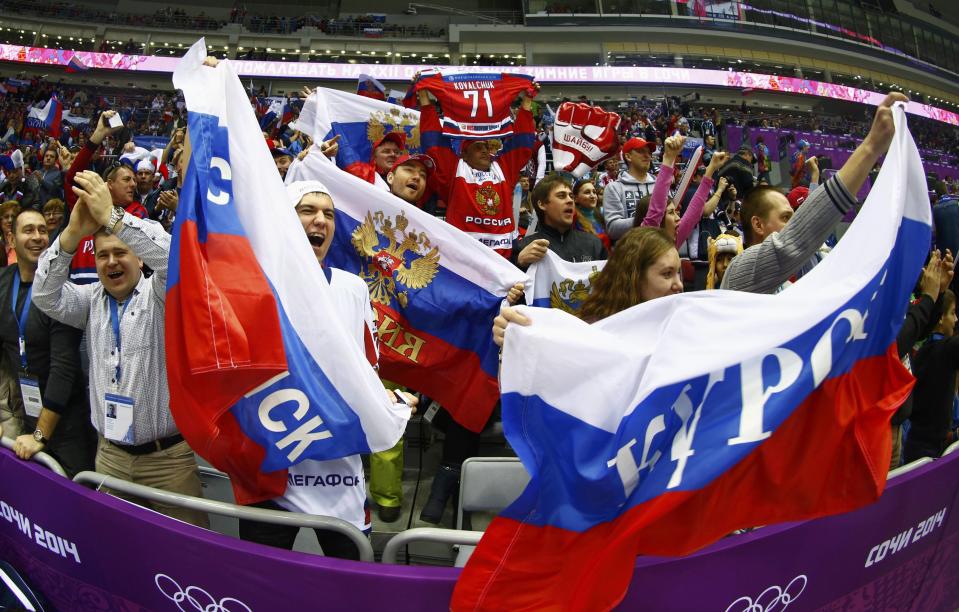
[356,74,387,101]
[166,39,409,505]
[454,104,929,610]
[64,54,89,73]
[296,86,422,182]
[24,95,62,138]
[286,140,527,433]
[525,250,605,312]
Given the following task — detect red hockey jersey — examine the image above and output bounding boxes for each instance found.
[421,103,535,257]
[413,72,536,139]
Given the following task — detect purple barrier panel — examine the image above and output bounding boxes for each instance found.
[617,454,959,611]
[2,448,959,610]
[0,450,459,610]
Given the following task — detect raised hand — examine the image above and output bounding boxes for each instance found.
[71,170,115,226]
[864,92,910,156]
[551,102,621,179]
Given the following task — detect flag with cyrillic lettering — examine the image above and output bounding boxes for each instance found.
[166,39,409,505]
[453,103,928,610]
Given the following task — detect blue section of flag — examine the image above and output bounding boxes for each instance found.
[326,209,502,379]
[228,290,371,471]
[501,216,929,533]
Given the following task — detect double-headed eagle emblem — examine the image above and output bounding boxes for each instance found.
[549,266,601,313]
[351,211,440,307]
[367,107,420,151]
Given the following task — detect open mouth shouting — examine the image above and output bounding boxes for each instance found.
[307,232,326,252]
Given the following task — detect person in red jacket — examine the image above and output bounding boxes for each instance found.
[341,131,406,189]
[64,110,148,284]
[418,82,538,258]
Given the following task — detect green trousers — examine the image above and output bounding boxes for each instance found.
[370,438,404,508]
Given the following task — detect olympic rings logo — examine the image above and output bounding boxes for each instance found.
[154,574,252,612]
[725,575,807,612]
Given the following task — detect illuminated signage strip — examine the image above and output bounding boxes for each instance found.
[1,43,955,125]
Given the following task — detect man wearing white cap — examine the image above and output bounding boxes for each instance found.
[237,179,417,557]
[0,150,40,211]
[134,159,158,204]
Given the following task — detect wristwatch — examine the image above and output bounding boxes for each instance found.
[105,206,125,235]
[33,428,48,445]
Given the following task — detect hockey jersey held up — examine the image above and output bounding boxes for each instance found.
[412,71,536,139]
[421,102,536,257]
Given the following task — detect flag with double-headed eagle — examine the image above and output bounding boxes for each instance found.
[526,251,606,314]
[295,86,422,184]
[287,143,527,433]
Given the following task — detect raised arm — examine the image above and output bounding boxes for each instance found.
[721,94,906,294]
[33,202,98,330]
[675,151,727,246]
[418,91,459,197]
[65,110,123,211]
[73,171,171,296]
[640,135,684,228]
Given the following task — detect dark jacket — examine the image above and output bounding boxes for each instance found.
[892,294,943,426]
[0,174,41,211]
[908,332,959,452]
[0,265,86,416]
[36,167,64,205]
[511,222,607,271]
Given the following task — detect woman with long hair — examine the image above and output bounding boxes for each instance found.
[572,178,609,250]
[494,227,682,343]
[632,151,729,247]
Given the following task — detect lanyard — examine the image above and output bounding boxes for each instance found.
[932,333,946,342]
[11,274,31,371]
[108,295,127,384]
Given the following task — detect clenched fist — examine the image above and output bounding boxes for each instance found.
[551,102,621,179]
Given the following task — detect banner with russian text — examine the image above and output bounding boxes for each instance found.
[454,103,930,610]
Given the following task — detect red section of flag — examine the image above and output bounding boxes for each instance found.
[373,303,499,433]
[453,343,912,611]
[166,223,289,504]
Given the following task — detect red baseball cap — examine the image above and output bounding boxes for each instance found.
[389,153,435,177]
[787,186,809,210]
[373,131,406,151]
[622,137,656,156]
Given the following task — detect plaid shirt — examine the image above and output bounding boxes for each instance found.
[33,213,177,444]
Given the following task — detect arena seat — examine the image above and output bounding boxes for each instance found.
[453,457,530,567]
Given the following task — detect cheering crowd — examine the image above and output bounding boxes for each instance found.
[0,60,958,564]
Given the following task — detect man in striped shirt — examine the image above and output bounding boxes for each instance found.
[722,93,907,294]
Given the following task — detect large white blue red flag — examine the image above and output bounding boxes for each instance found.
[296,87,421,183]
[525,250,605,313]
[167,40,409,505]
[286,145,527,433]
[25,95,62,137]
[454,104,929,610]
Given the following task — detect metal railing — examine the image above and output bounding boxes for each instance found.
[381,527,483,564]
[888,457,934,479]
[0,435,68,478]
[72,470,375,562]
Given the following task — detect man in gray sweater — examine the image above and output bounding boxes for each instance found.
[722,93,907,294]
[603,137,658,242]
